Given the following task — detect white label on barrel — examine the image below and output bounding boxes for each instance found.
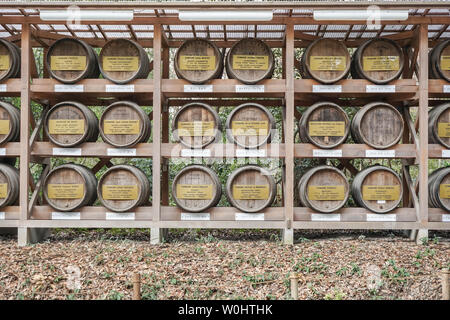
[235,85,265,93]
[105,84,135,93]
[442,214,450,222]
[181,149,211,157]
[365,150,395,158]
[366,213,396,222]
[366,85,396,93]
[312,85,342,93]
[235,149,266,158]
[0,148,6,156]
[311,213,341,221]
[0,84,6,92]
[52,148,82,156]
[312,149,342,158]
[442,150,450,158]
[235,213,265,221]
[106,212,135,220]
[51,212,81,220]
[181,212,210,221]
[107,148,136,156]
[0,212,4,220]
[184,85,213,93]
[443,85,450,93]
[54,84,84,92]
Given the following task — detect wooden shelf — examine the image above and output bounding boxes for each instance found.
[0,142,22,157]
[429,208,450,222]
[429,79,450,98]
[0,79,21,97]
[161,143,285,158]
[0,206,20,222]
[429,144,450,159]
[294,207,417,222]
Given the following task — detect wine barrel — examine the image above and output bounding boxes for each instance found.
[174,38,224,84]
[351,102,404,149]
[44,101,99,147]
[226,102,275,148]
[429,103,450,148]
[98,165,150,212]
[99,101,151,148]
[351,38,404,84]
[0,101,20,146]
[298,165,349,213]
[298,102,350,149]
[299,38,351,84]
[351,165,403,213]
[0,163,19,208]
[172,165,222,213]
[226,38,274,84]
[226,165,276,213]
[0,39,20,82]
[429,39,450,82]
[99,39,150,84]
[43,164,97,212]
[46,38,99,84]
[172,102,221,149]
[428,167,450,212]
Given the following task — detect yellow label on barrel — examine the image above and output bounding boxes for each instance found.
[177,121,215,137]
[0,120,10,135]
[233,185,269,200]
[103,120,140,135]
[103,56,139,72]
[437,122,450,138]
[362,185,400,201]
[176,184,213,200]
[310,56,346,71]
[0,55,10,70]
[48,119,85,135]
[50,56,87,71]
[231,121,268,136]
[232,55,269,70]
[47,184,84,199]
[102,185,138,200]
[363,56,400,71]
[0,183,7,198]
[179,56,215,71]
[440,56,450,71]
[440,184,450,199]
[309,121,345,137]
[308,185,346,201]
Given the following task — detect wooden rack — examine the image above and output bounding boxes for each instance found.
[0,2,448,245]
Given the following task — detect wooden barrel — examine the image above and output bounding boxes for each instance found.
[351,38,404,84]
[172,102,221,149]
[351,102,404,149]
[44,101,99,147]
[46,38,99,84]
[298,165,349,213]
[429,39,450,82]
[226,38,274,84]
[298,102,350,149]
[0,163,19,208]
[98,165,150,212]
[99,39,150,84]
[429,103,450,148]
[0,101,20,146]
[174,38,224,84]
[99,101,151,148]
[226,165,276,213]
[0,39,20,82]
[428,167,450,212]
[43,164,97,212]
[299,38,351,84]
[226,102,275,148]
[172,165,222,213]
[351,165,403,213]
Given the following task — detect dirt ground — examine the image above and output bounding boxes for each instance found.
[0,229,448,300]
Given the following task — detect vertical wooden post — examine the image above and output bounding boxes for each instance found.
[442,269,450,300]
[132,273,141,300]
[151,24,163,244]
[18,23,31,246]
[283,24,295,245]
[416,23,429,244]
[289,272,298,300]
[161,45,170,208]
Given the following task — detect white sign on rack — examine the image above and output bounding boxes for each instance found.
[106,212,135,220]
[442,150,450,158]
[54,84,84,92]
[442,214,450,222]
[235,213,265,221]
[52,212,81,220]
[366,85,395,93]
[236,149,266,158]
[443,85,450,93]
[181,212,211,221]
[52,148,82,156]
[0,84,7,92]
[365,150,395,158]
[0,212,5,220]
[235,85,265,93]
[0,148,6,156]
[107,148,136,156]
[312,85,342,93]
[366,214,396,222]
[105,84,135,93]
[313,149,342,158]
[184,85,213,93]
[311,213,341,221]
[181,149,211,157]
